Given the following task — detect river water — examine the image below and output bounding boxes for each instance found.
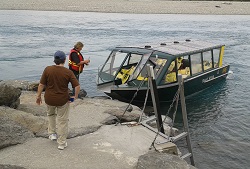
[0,10,250,169]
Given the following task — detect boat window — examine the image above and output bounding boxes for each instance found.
[132,56,167,82]
[128,53,152,81]
[151,56,167,76]
[178,55,190,78]
[164,60,177,83]
[128,53,141,65]
[101,51,128,75]
[203,51,213,71]
[115,53,144,84]
[190,53,202,75]
[213,49,220,68]
[113,52,128,72]
[98,51,128,83]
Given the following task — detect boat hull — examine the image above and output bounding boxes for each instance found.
[105,65,230,106]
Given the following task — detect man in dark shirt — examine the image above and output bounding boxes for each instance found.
[36,50,80,150]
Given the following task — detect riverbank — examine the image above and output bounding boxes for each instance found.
[0,79,196,169]
[1,0,250,15]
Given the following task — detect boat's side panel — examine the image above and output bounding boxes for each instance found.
[107,65,230,106]
[183,65,229,96]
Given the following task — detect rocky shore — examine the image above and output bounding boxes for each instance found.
[1,1,244,167]
[1,0,250,15]
[0,80,197,169]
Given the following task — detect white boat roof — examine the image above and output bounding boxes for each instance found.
[117,40,224,57]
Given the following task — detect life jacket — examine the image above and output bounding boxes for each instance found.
[68,49,84,73]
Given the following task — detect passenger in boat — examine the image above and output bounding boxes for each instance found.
[166,58,190,83]
[36,50,80,150]
[179,59,190,69]
[68,42,90,95]
[177,58,190,78]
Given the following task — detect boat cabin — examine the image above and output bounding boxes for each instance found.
[97,39,226,88]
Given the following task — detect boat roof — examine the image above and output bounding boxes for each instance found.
[115,40,224,57]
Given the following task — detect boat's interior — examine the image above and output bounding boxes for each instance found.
[162,48,221,84]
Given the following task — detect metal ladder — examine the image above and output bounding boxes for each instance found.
[140,65,195,166]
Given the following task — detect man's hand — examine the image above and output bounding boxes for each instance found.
[36,96,42,105]
[84,59,90,65]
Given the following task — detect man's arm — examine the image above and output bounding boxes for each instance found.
[80,59,90,66]
[36,83,45,105]
[74,85,80,99]
[72,52,90,66]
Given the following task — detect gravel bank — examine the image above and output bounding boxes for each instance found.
[1,0,250,15]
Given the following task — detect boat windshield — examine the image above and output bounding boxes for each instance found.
[128,54,168,83]
[97,50,151,85]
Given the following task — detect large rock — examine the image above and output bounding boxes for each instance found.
[0,80,39,91]
[0,83,21,108]
[0,116,34,149]
[17,104,47,117]
[0,164,27,169]
[136,151,197,169]
[0,106,48,135]
[103,109,141,122]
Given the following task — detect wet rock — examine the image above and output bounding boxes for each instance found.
[69,89,88,98]
[27,82,39,91]
[78,89,87,98]
[0,83,21,108]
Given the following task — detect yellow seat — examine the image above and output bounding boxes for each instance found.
[116,66,135,84]
[165,72,177,83]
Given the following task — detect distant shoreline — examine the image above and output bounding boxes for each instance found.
[1,0,250,15]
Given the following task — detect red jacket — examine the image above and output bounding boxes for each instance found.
[68,49,84,73]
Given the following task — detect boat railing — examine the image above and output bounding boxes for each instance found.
[97,64,104,85]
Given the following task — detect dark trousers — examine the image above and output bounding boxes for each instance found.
[72,71,79,96]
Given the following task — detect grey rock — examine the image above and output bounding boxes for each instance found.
[0,116,34,149]
[92,95,111,100]
[0,91,195,169]
[0,164,27,169]
[101,115,119,125]
[17,104,47,117]
[10,98,20,109]
[119,105,133,112]
[68,125,101,138]
[136,151,197,169]
[143,106,155,116]
[0,106,48,135]
[0,80,29,90]
[0,80,40,91]
[27,82,39,91]
[78,89,87,98]
[69,89,88,98]
[104,109,140,122]
[0,83,21,108]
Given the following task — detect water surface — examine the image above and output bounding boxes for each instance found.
[0,10,250,169]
